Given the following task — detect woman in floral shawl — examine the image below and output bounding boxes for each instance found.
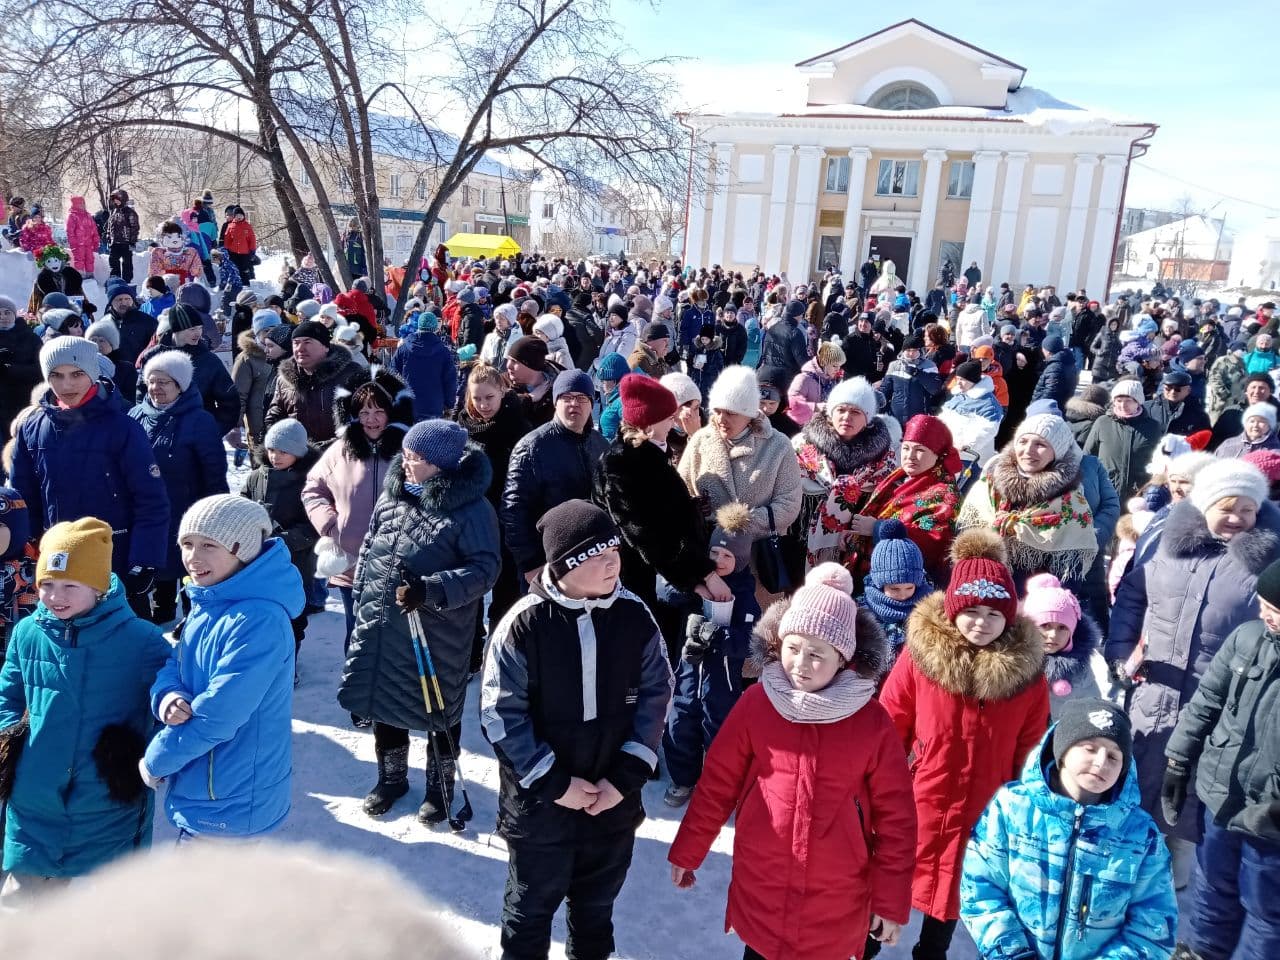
[853,414,962,584]
[956,412,1099,600]
[791,376,896,577]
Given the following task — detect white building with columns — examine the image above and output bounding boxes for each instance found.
[681,19,1157,297]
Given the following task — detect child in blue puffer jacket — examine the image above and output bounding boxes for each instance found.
[960,698,1178,959]
[141,495,304,839]
[0,518,169,903]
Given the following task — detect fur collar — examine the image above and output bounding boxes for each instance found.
[1064,396,1105,423]
[984,446,1083,507]
[1044,613,1102,684]
[801,409,891,475]
[749,596,891,682]
[277,345,358,389]
[335,366,415,459]
[906,593,1045,700]
[236,330,265,358]
[1160,499,1280,574]
[385,444,492,513]
[341,421,407,462]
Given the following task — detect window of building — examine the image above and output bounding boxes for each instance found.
[416,178,427,201]
[875,159,920,197]
[542,202,555,219]
[299,166,311,187]
[825,156,850,194]
[478,188,488,209]
[389,173,402,197]
[947,160,975,199]
[867,82,940,111]
[189,157,207,184]
[115,150,132,177]
[338,169,351,192]
[462,185,471,207]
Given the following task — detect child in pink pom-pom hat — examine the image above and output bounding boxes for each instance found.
[1022,572,1113,715]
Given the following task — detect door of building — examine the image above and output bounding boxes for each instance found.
[868,235,911,285]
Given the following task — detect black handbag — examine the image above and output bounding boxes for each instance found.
[752,505,805,595]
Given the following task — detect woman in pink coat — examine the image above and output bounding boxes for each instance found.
[65,196,100,274]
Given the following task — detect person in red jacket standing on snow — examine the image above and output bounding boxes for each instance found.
[875,528,1049,960]
[669,563,917,960]
[222,205,258,281]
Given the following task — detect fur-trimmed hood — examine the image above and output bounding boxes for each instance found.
[906,592,1045,700]
[748,594,891,682]
[1043,612,1103,685]
[384,443,492,514]
[1159,498,1280,575]
[984,445,1083,507]
[1064,395,1106,424]
[335,366,415,461]
[800,408,892,475]
[236,329,266,358]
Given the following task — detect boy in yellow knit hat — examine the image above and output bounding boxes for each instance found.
[0,518,169,904]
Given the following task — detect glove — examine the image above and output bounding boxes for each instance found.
[395,577,427,613]
[1108,658,1143,689]
[682,614,717,664]
[124,566,156,597]
[1161,760,1190,827]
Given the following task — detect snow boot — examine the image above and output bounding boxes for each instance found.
[418,751,458,826]
[363,745,410,816]
[663,784,692,807]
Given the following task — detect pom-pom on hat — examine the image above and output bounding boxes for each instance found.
[1022,572,1081,634]
[708,365,762,418]
[1014,413,1076,463]
[1243,449,1280,487]
[709,502,753,574]
[778,563,859,661]
[868,520,926,588]
[944,529,1018,625]
[619,374,677,429]
[1189,459,1269,514]
[403,420,468,471]
[143,349,194,392]
[179,495,273,565]
[39,335,100,381]
[36,517,113,594]
[826,376,877,416]
[263,418,310,458]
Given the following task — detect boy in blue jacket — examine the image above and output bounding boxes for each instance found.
[960,698,1178,960]
[0,518,169,903]
[661,503,759,808]
[141,495,304,839]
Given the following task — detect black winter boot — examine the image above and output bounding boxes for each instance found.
[418,750,459,825]
[363,745,410,816]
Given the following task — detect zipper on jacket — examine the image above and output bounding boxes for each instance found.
[1077,875,1093,940]
[208,748,217,800]
[1052,807,1085,960]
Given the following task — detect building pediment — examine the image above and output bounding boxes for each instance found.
[796,19,1025,110]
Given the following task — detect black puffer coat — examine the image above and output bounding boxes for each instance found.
[338,447,500,731]
[265,345,365,442]
[241,446,323,582]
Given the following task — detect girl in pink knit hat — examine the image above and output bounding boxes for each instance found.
[668,563,916,960]
[1021,572,1111,717]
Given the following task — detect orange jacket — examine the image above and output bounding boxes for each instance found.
[222,219,257,255]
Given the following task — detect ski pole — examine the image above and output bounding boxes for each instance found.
[408,609,474,828]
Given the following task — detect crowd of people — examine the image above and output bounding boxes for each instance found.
[0,221,1279,960]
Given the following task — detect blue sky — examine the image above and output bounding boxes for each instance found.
[613,0,1280,233]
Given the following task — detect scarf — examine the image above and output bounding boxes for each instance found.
[862,582,930,630]
[958,474,1099,581]
[404,480,424,497]
[760,661,876,723]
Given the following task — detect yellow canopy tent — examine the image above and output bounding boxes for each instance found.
[442,233,522,259]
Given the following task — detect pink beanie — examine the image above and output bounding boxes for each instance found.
[1021,573,1081,635]
[778,563,858,661]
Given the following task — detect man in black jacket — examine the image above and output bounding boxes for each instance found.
[1144,369,1211,437]
[482,500,672,960]
[759,300,808,383]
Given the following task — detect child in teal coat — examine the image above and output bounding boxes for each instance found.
[0,518,168,902]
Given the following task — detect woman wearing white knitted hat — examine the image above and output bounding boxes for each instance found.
[1082,378,1163,498]
[1214,401,1280,459]
[1109,457,1280,888]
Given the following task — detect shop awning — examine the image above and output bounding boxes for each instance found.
[442,233,522,258]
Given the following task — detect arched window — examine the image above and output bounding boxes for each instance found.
[867,82,940,110]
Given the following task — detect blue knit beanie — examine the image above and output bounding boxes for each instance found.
[403,420,467,470]
[597,352,630,382]
[417,311,439,332]
[553,369,594,402]
[868,520,926,588]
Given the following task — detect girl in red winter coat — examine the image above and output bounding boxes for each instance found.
[669,563,917,960]
[875,529,1049,960]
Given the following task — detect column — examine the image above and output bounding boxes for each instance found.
[1085,155,1130,298]
[706,142,734,266]
[683,144,711,266]
[960,150,1001,273]
[764,145,794,274]
[990,151,1029,286]
[908,149,948,292]
[1057,154,1099,293]
[785,146,824,282]
[838,147,872,276]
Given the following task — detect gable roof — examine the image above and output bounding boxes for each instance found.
[796,19,1025,81]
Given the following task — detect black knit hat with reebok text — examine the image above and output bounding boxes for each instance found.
[537,500,621,580]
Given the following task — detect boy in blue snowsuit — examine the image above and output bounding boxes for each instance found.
[661,503,759,808]
[141,495,304,839]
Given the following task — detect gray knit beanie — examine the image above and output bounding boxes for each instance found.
[39,335,100,380]
[143,349,195,392]
[84,318,121,351]
[264,418,310,458]
[178,495,273,563]
[294,299,321,320]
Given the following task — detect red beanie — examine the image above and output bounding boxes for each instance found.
[620,374,677,429]
[944,530,1018,624]
[903,414,962,475]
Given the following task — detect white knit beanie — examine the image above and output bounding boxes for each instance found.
[1110,379,1145,404]
[1165,451,1216,482]
[708,365,761,418]
[826,376,878,416]
[1244,402,1278,431]
[533,314,563,340]
[1014,413,1076,462]
[660,372,701,408]
[179,495,273,564]
[84,318,121,351]
[143,349,195,392]
[1189,460,1269,514]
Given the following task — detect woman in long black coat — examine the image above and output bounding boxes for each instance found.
[338,421,499,827]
